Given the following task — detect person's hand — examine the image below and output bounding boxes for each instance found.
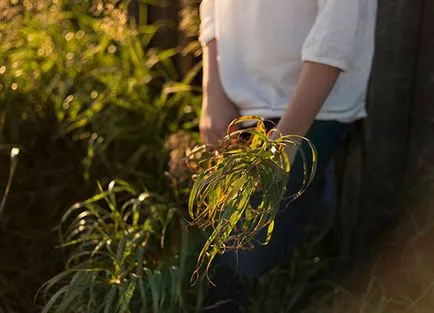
[199,91,240,146]
[200,39,240,146]
[268,128,298,165]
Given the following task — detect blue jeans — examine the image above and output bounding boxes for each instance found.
[204,120,349,312]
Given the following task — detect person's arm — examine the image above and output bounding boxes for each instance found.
[275,0,361,140]
[199,1,240,145]
[275,62,340,138]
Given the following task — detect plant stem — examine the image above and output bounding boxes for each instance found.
[0,148,19,217]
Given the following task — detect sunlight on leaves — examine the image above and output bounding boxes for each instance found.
[187,116,317,280]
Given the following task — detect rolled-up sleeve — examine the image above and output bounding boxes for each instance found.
[199,0,216,46]
[302,0,361,71]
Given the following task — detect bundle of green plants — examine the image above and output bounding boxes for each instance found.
[187,116,317,277]
[40,180,206,313]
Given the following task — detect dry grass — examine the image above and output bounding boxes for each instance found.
[303,181,434,313]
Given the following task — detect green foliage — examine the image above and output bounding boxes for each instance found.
[39,180,204,313]
[0,0,199,186]
[187,116,317,278]
[179,0,201,57]
[0,1,201,311]
[179,0,201,39]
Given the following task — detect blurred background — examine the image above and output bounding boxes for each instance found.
[1,0,434,312]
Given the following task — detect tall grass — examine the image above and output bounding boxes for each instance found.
[39,180,205,313]
[179,0,201,57]
[0,1,201,311]
[0,0,199,187]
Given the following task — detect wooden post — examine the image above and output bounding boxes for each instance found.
[148,1,180,50]
[338,0,426,260]
[147,0,196,79]
[406,0,434,181]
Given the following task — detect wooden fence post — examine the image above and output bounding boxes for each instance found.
[406,0,434,182]
[338,0,426,261]
[147,1,180,50]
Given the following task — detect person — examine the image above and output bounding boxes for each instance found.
[198,0,377,312]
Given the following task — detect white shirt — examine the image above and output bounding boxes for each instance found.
[199,0,377,122]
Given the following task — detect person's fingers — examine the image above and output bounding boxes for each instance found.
[213,124,238,145]
[201,128,218,146]
[216,128,227,141]
[201,123,236,146]
[199,121,210,144]
[200,130,210,145]
[211,129,224,146]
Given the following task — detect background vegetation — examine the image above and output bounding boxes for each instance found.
[0,0,202,311]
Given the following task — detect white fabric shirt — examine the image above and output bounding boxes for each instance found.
[199,0,377,122]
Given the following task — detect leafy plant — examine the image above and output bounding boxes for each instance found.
[0,1,201,311]
[40,180,204,313]
[165,130,199,202]
[179,0,201,39]
[179,0,202,57]
[187,116,317,278]
[0,0,200,188]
